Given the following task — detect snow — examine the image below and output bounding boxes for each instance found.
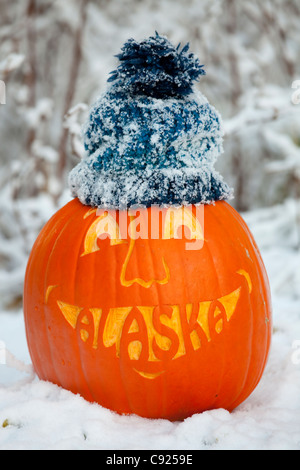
[0,199,300,450]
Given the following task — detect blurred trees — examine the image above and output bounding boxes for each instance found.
[1,0,300,208]
[0,0,300,307]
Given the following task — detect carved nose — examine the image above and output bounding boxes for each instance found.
[120,237,170,288]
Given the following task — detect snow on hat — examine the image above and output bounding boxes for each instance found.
[68,32,233,209]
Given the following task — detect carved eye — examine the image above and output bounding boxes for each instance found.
[163,207,204,241]
[82,212,125,256]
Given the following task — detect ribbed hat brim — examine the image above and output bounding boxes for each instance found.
[69,162,233,209]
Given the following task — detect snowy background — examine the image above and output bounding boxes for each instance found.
[0,0,300,450]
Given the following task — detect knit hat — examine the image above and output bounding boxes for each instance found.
[69,32,233,209]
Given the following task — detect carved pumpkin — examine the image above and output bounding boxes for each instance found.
[24,34,272,420]
[23,199,272,421]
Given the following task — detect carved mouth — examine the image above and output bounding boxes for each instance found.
[46,270,252,380]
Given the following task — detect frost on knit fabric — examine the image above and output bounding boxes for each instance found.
[69,33,233,209]
[107,32,205,99]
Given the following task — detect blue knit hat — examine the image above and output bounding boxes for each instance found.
[69,33,233,209]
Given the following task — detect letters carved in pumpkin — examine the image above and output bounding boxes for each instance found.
[23,199,272,421]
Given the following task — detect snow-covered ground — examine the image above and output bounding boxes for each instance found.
[0,199,300,450]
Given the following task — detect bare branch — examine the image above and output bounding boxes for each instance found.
[57,0,89,177]
[63,103,88,160]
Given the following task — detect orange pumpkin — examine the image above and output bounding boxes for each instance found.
[23,198,272,421]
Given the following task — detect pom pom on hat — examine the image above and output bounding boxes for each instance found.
[69,33,233,209]
[107,31,206,99]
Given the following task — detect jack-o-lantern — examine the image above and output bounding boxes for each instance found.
[23,34,272,421]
